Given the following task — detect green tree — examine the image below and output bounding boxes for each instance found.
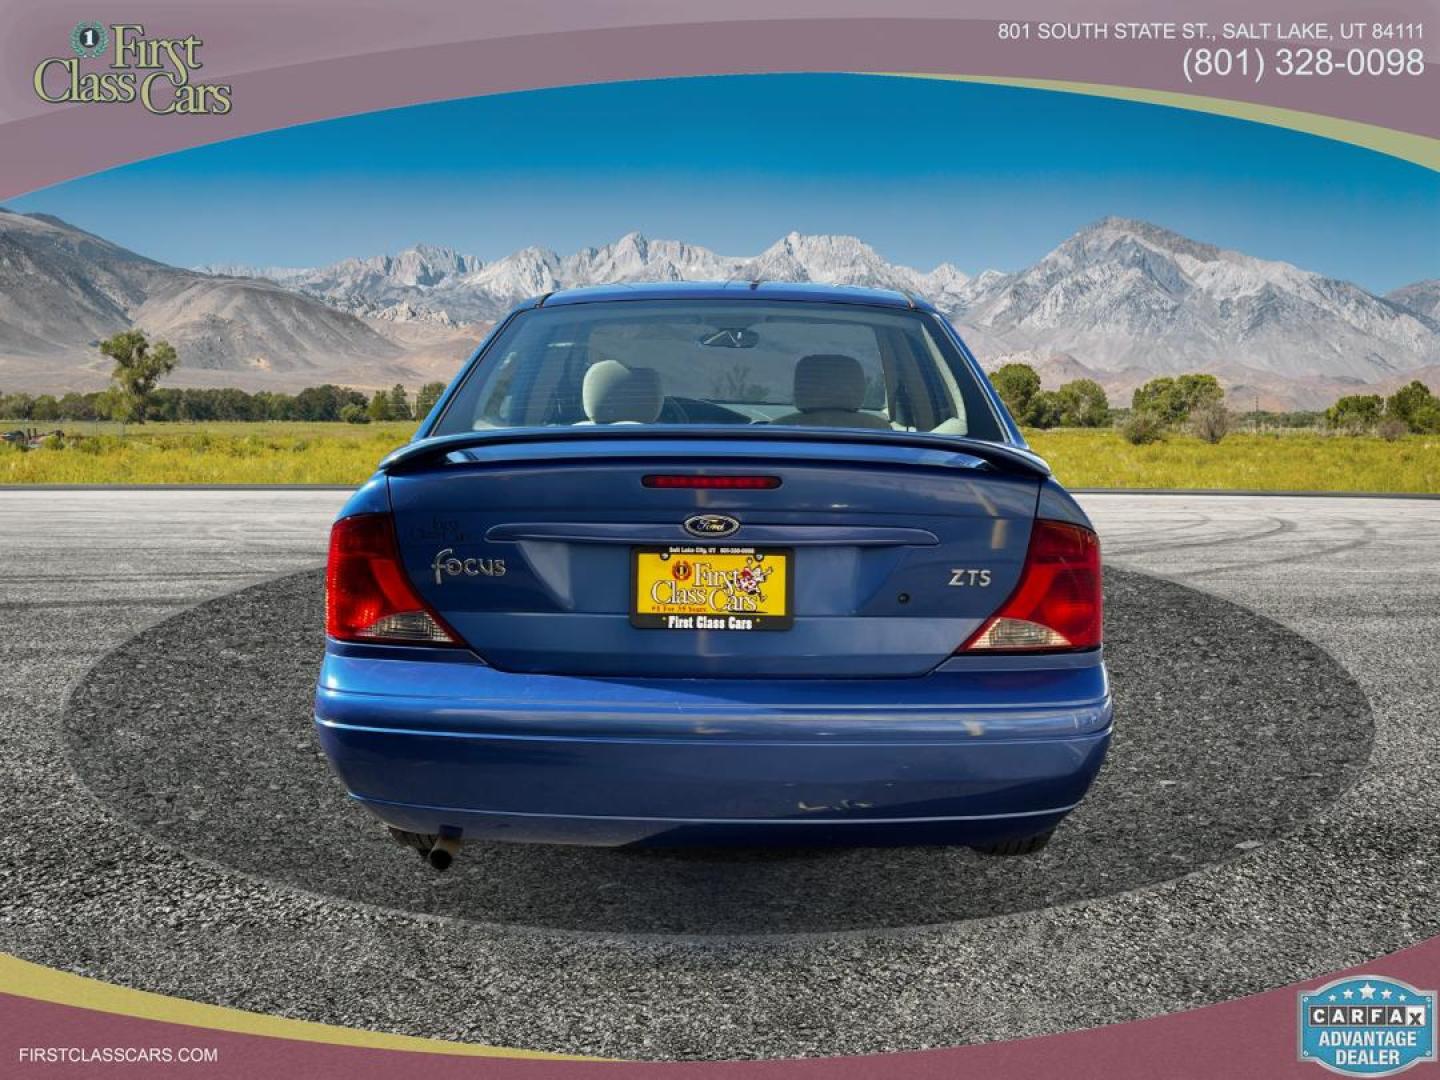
[293,386,335,422]
[57,392,99,421]
[1177,373,1224,416]
[149,388,183,421]
[0,392,35,420]
[1132,374,1224,425]
[387,384,412,421]
[1026,390,1063,429]
[98,329,178,423]
[1384,380,1440,433]
[252,391,297,421]
[95,387,128,422]
[1414,401,1440,434]
[1121,410,1166,445]
[1054,379,1110,427]
[340,403,371,424]
[1325,394,1384,432]
[367,389,392,423]
[414,381,447,418]
[30,395,60,422]
[294,384,363,421]
[990,363,1041,422]
[1131,376,1176,420]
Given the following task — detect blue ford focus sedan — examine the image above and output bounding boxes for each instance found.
[315,282,1110,869]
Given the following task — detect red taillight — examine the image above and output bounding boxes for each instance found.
[326,513,460,645]
[642,475,781,489]
[961,519,1102,653]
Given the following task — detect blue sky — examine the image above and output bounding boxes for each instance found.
[11,74,1438,292]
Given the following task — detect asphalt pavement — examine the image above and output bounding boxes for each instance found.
[0,490,1436,1059]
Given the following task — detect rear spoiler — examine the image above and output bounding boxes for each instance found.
[379,426,1051,478]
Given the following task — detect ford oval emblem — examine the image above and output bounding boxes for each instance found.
[683,514,740,538]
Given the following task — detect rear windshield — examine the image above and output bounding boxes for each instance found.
[433,299,1006,442]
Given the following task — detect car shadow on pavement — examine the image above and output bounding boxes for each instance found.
[64,566,1372,936]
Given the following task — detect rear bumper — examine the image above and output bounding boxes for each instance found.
[314,645,1112,847]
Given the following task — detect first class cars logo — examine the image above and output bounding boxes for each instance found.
[33,22,232,113]
[1300,975,1436,1076]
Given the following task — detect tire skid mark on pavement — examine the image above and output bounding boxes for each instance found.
[1098,513,1244,553]
[1166,517,1378,579]
[1091,511,1214,547]
[1105,515,1295,558]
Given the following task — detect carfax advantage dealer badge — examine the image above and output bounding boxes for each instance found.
[1300,975,1436,1076]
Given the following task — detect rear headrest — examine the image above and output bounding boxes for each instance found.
[582,359,663,424]
[793,354,867,413]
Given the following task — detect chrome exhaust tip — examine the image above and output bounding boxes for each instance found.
[427,834,461,871]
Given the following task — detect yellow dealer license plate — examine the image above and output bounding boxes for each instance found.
[632,546,792,631]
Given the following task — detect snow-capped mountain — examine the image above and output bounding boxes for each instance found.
[192,262,314,284]
[213,231,981,324]
[1387,279,1440,322]
[217,243,486,299]
[211,219,1437,385]
[963,217,1438,381]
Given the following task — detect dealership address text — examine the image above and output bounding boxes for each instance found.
[995,21,1427,84]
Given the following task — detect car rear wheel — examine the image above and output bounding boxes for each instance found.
[972,829,1054,856]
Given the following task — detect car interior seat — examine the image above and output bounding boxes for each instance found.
[771,354,891,429]
[578,359,664,424]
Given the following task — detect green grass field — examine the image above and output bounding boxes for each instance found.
[0,422,418,485]
[1,422,1437,492]
[1026,429,1440,493]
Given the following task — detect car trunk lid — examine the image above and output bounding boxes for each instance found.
[386,432,1041,677]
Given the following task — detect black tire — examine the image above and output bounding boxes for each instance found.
[972,829,1054,856]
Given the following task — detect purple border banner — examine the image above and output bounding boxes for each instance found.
[1,0,1436,198]
[5,935,1440,1077]
[2,0,1439,1075]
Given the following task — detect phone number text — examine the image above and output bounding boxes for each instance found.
[1182,47,1425,83]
